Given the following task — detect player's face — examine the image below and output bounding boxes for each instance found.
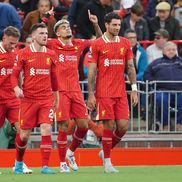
[32,27,48,46]
[56,23,72,39]
[2,35,19,52]
[106,19,121,36]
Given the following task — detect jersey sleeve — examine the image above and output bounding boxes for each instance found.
[88,41,99,64]
[11,51,24,88]
[125,40,134,61]
[50,52,58,91]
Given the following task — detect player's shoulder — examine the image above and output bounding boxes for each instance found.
[46,47,57,55]
[91,37,104,46]
[17,46,30,55]
[119,36,130,43]
[72,38,89,45]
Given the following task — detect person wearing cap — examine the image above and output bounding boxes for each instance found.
[146,28,169,64]
[119,2,149,40]
[149,1,181,40]
[144,41,182,131]
[46,13,102,173]
[145,0,174,20]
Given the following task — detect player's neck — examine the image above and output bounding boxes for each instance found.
[32,42,45,52]
[58,37,72,46]
[104,32,117,42]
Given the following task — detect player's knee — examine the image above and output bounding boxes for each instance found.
[40,123,51,135]
[76,119,89,128]
[117,120,129,131]
[58,121,69,132]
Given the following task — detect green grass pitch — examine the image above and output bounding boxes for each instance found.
[0,166,182,182]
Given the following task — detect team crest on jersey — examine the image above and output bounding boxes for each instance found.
[46,58,51,65]
[102,110,106,117]
[20,119,24,126]
[120,47,125,55]
[58,112,62,118]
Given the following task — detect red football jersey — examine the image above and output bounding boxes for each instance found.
[11,44,58,100]
[89,34,133,97]
[0,43,18,103]
[47,38,91,91]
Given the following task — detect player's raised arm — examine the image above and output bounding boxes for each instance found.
[88,9,102,39]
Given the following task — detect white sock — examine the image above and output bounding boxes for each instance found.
[67,148,74,156]
[104,158,112,166]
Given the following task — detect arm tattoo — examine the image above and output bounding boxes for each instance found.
[126,59,137,84]
[88,64,96,95]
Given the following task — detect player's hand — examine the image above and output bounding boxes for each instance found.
[130,91,138,107]
[88,9,98,25]
[14,86,24,98]
[87,93,96,111]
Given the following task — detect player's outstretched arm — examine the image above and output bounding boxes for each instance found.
[87,62,97,111]
[126,59,138,106]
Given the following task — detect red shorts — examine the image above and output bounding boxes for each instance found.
[0,98,20,128]
[96,97,129,120]
[55,91,88,121]
[19,99,54,129]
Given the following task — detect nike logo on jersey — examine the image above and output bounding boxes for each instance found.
[0,59,6,63]
[102,50,109,54]
[28,59,35,63]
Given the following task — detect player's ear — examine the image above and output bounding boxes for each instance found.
[55,31,60,37]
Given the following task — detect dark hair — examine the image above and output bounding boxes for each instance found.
[30,23,47,34]
[124,29,136,37]
[104,12,121,23]
[131,3,144,16]
[3,26,20,38]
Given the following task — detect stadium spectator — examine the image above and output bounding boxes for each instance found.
[46,13,102,172]
[53,0,73,21]
[0,26,32,174]
[149,1,181,40]
[76,0,113,39]
[146,29,169,64]
[11,23,59,174]
[0,1,22,39]
[22,0,56,41]
[119,2,149,40]
[68,0,90,34]
[124,29,148,80]
[87,12,138,173]
[145,0,175,20]
[144,41,182,131]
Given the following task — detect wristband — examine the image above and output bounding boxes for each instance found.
[131,84,137,91]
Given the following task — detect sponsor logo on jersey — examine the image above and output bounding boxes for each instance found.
[30,67,49,76]
[59,54,64,62]
[58,54,77,62]
[104,58,123,67]
[74,46,78,52]
[0,68,12,75]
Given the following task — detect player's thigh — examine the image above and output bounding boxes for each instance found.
[0,104,7,128]
[19,101,38,129]
[38,100,54,125]
[96,97,115,120]
[55,92,71,121]
[71,92,88,119]
[6,101,20,125]
[114,97,129,120]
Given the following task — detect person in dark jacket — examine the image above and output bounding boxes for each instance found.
[149,1,180,40]
[119,2,149,40]
[144,41,182,131]
[76,0,113,39]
